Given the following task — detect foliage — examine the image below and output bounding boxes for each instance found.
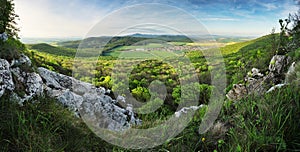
[278,11,300,55]
[0,0,19,38]
[27,43,77,57]
[172,83,212,105]
[0,37,25,60]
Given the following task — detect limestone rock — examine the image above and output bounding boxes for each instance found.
[0,33,8,42]
[227,54,293,101]
[175,105,204,118]
[38,67,93,95]
[0,59,14,97]
[38,67,141,131]
[38,67,71,89]
[285,62,300,85]
[250,68,263,78]
[26,72,44,96]
[57,89,83,114]
[266,83,286,93]
[269,55,291,74]
[226,84,247,101]
[0,55,141,132]
[11,67,44,103]
[11,54,31,67]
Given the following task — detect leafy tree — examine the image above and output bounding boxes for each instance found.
[0,0,19,38]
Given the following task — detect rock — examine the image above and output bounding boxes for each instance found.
[227,55,292,101]
[117,95,126,103]
[0,33,8,42]
[10,92,25,106]
[57,89,83,115]
[38,67,141,131]
[11,54,31,67]
[266,83,286,93]
[250,68,263,78]
[38,67,71,89]
[246,72,274,95]
[10,67,44,104]
[285,62,300,85]
[287,62,296,75]
[38,67,94,95]
[0,55,141,132]
[26,72,44,96]
[0,59,14,97]
[80,92,130,131]
[226,84,247,101]
[175,105,204,118]
[269,55,291,74]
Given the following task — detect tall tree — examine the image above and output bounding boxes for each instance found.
[0,0,19,38]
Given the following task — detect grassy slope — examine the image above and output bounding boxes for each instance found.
[2,34,300,151]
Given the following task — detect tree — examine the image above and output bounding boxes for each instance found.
[0,0,19,38]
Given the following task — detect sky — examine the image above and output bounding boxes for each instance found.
[14,0,300,38]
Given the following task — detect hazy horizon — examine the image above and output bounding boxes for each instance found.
[19,33,257,44]
[14,0,299,38]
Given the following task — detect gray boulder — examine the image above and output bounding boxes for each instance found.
[38,67,141,131]
[0,33,8,42]
[269,55,291,74]
[226,55,292,101]
[11,54,31,67]
[11,67,44,103]
[0,56,141,132]
[0,59,14,97]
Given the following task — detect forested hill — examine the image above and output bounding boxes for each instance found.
[55,34,193,49]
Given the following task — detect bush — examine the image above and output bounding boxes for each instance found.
[0,38,25,61]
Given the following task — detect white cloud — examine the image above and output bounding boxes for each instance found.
[260,3,277,11]
[280,0,299,17]
[14,0,108,38]
[85,4,210,37]
[201,18,239,21]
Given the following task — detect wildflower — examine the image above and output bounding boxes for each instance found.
[202,137,205,142]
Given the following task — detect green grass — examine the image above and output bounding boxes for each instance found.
[0,94,130,151]
[1,86,299,151]
[217,86,300,151]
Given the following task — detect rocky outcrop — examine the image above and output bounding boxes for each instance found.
[0,59,14,97]
[38,67,141,131]
[226,55,292,101]
[269,55,291,74]
[0,55,141,131]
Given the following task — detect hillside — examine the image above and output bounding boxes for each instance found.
[26,34,278,86]
[1,33,300,151]
[2,0,300,151]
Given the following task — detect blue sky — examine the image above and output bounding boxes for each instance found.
[15,0,299,38]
